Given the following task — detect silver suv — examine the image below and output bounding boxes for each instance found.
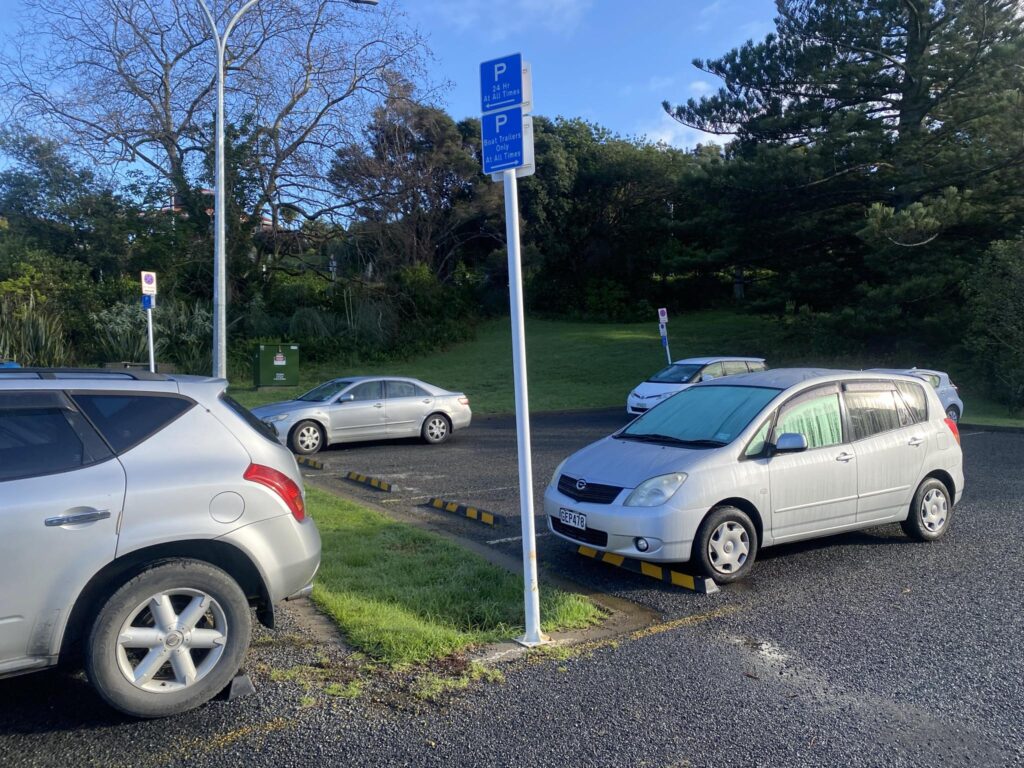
[547,369,964,583]
[0,369,320,718]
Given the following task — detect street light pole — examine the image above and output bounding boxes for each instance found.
[196,0,379,379]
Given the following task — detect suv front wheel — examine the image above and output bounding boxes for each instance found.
[86,559,252,718]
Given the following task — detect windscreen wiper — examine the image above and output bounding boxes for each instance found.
[617,433,726,447]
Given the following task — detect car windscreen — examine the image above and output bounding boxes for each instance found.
[618,385,780,447]
[647,363,702,384]
[298,379,354,402]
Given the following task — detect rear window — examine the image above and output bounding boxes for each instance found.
[895,381,927,423]
[220,394,280,444]
[73,394,193,453]
[845,390,902,441]
[0,409,86,481]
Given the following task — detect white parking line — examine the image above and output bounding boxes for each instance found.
[486,533,550,545]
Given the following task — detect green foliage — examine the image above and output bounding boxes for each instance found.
[964,239,1024,413]
[0,296,70,366]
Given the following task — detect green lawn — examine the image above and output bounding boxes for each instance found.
[307,487,602,665]
[230,311,775,414]
[230,311,1023,427]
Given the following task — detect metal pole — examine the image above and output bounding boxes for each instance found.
[665,336,672,365]
[503,169,546,648]
[147,308,156,373]
[212,37,227,379]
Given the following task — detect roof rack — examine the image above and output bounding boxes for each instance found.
[0,367,171,381]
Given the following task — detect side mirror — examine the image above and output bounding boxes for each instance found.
[336,393,356,403]
[774,432,808,453]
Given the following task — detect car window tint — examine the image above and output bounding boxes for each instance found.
[723,361,748,376]
[348,381,382,401]
[744,418,773,457]
[73,394,193,453]
[220,393,279,444]
[845,390,902,441]
[386,381,418,399]
[0,408,85,481]
[747,362,766,372]
[895,381,927,423]
[776,393,843,449]
[701,363,725,381]
[923,374,940,389]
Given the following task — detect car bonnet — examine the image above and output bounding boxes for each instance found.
[560,435,717,489]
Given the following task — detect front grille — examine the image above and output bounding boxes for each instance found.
[557,474,623,504]
[631,406,648,413]
[551,518,609,547]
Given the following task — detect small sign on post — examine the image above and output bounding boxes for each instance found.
[658,310,671,364]
[140,271,158,373]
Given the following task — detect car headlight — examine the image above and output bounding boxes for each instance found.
[624,473,687,507]
[550,458,568,486]
[265,413,291,423]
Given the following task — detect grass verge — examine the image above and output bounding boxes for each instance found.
[307,487,602,665]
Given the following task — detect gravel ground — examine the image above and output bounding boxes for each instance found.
[0,416,1020,767]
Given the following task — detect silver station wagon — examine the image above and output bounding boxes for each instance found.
[546,369,964,583]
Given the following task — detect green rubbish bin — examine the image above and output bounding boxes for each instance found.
[253,343,299,387]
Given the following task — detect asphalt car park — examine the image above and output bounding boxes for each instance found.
[1,413,1021,766]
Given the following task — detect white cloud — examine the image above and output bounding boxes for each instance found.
[431,0,593,40]
[647,75,676,92]
[635,110,731,150]
[689,79,713,95]
[699,0,723,18]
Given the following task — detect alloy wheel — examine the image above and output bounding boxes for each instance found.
[296,424,321,452]
[426,417,448,442]
[115,589,228,693]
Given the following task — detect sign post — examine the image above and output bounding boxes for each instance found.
[141,272,158,373]
[658,308,671,364]
[481,54,545,648]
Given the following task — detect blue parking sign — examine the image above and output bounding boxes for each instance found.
[482,107,525,174]
[480,53,523,113]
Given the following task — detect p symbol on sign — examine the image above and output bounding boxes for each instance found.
[496,113,508,130]
[494,62,507,81]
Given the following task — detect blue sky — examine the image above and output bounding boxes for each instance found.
[403,0,778,147]
[0,0,778,149]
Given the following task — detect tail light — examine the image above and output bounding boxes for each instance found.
[944,418,960,446]
[244,463,306,521]
[458,396,469,406]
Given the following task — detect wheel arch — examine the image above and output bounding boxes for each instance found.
[923,469,956,502]
[61,539,273,663]
[289,418,327,447]
[705,496,765,548]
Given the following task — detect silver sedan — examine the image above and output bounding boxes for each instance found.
[252,376,472,454]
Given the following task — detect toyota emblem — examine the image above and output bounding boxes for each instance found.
[576,478,588,492]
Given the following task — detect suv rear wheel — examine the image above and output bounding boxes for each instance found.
[85,559,251,718]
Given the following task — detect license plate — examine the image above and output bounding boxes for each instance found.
[559,508,587,531]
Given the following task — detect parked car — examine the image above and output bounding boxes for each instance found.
[252,376,472,455]
[626,356,766,415]
[869,368,964,422]
[0,368,320,717]
[548,368,963,583]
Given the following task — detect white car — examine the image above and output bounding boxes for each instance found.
[626,357,766,415]
[869,368,964,422]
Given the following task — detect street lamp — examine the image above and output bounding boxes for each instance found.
[196,0,379,379]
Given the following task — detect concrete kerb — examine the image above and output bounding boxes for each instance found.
[958,421,1024,435]
[424,497,502,527]
[294,455,324,470]
[344,471,394,492]
[577,545,719,594]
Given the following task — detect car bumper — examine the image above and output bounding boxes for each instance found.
[217,512,321,604]
[542,485,701,563]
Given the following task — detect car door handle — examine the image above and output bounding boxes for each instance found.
[908,436,924,447]
[45,509,111,527]
[835,452,855,463]
[422,399,432,404]
[373,403,383,408]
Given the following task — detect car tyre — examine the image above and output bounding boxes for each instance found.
[421,413,451,445]
[945,405,960,422]
[901,478,953,542]
[85,559,252,719]
[290,420,324,455]
[694,506,758,584]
